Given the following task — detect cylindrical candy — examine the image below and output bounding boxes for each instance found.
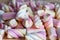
[2,4,10,12]
[53,19,60,28]
[43,14,53,28]
[45,9,55,17]
[17,7,29,20]
[7,29,26,38]
[26,32,46,40]
[56,7,60,19]
[27,7,34,18]
[57,27,60,40]
[37,10,45,17]
[47,27,57,40]
[0,10,4,21]
[19,4,27,10]
[34,15,44,29]
[0,10,4,15]
[0,29,5,39]
[23,17,33,28]
[27,29,45,34]
[9,19,18,28]
[45,3,55,10]
[2,12,16,20]
[29,1,36,11]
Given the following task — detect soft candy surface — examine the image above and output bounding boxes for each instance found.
[0,0,60,40]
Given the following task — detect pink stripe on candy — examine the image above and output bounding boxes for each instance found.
[8,30,19,38]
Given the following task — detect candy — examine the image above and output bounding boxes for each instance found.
[11,0,16,6]
[37,10,45,17]
[45,3,55,10]
[0,29,5,39]
[16,0,24,2]
[25,34,43,40]
[45,9,55,17]
[57,27,60,40]
[47,27,57,40]
[16,8,28,20]
[27,7,34,18]
[36,1,40,7]
[16,2,21,9]
[19,4,27,10]
[34,15,44,29]
[23,17,33,28]
[7,29,26,38]
[56,7,60,19]
[2,4,9,12]
[53,19,60,28]
[26,32,46,40]
[0,10,4,15]
[2,12,16,20]
[0,1,60,39]
[29,1,36,11]
[43,14,53,28]
[27,29,45,34]
[25,35,34,40]
[9,6,14,12]
[9,19,18,28]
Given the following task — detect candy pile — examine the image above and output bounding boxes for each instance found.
[0,0,60,40]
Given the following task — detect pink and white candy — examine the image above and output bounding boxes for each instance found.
[9,19,18,28]
[26,32,46,40]
[34,15,44,29]
[43,14,53,28]
[47,27,57,40]
[7,29,26,38]
[23,17,33,28]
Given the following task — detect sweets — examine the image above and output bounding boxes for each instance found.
[0,29,5,39]
[43,14,53,28]
[7,29,26,38]
[45,3,55,10]
[2,12,16,20]
[9,19,18,28]
[45,9,55,17]
[26,32,46,40]
[43,14,57,40]
[34,15,44,29]
[37,10,45,17]
[47,27,57,40]
[0,0,60,40]
[27,29,45,34]
[23,17,33,28]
